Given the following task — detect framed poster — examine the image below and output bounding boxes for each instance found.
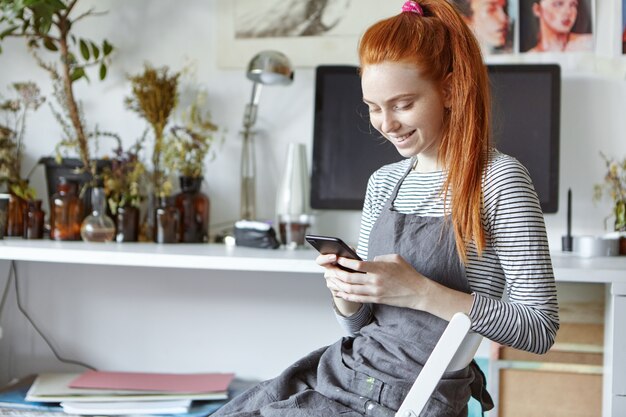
[216,0,398,68]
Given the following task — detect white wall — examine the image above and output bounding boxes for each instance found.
[1,0,626,384]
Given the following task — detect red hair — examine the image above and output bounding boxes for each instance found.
[358,0,490,261]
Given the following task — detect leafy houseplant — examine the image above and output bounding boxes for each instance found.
[0,81,44,199]
[0,0,114,178]
[593,152,626,232]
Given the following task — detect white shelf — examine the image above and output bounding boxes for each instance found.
[0,239,323,274]
[1,239,625,283]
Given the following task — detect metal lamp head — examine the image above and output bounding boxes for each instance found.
[246,50,294,86]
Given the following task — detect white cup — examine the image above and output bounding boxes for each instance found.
[573,235,619,258]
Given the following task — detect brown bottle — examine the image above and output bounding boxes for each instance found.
[5,193,27,237]
[49,178,83,241]
[154,196,181,244]
[175,176,209,243]
[23,199,45,239]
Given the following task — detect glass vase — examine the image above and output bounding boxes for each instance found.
[175,176,210,243]
[115,205,140,243]
[50,178,83,241]
[240,131,256,220]
[81,186,116,242]
[154,196,181,244]
[5,193,27,237]
[23,199,45,239]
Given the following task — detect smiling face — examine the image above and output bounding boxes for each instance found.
[534,0,579,34]
[361,61,450,162]
[469,0,509,48]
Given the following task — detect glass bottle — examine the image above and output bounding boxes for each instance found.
[115,205,140,243]
[175,176,209,243]
[5,193,27,237]
[49,177,83,241]
[23,199,45,239]
[81,186,115,242]
[154,196,181,244]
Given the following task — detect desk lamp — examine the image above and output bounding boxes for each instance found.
[240,50,294,220]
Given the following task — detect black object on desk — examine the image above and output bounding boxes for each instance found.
[562,188,573,252]
[234,220,280,249]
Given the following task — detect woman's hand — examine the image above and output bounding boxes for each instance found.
[329,254,427,310]
[315,253,363,317]
[331,254,474,320]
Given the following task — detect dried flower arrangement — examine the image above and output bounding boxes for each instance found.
[102,138,147,215]
[593,152,626,231]
[126,64,179,198]
[0,82,45,199]
[163,91,221,179]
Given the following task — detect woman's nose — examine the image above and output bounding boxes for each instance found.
[380,111,400,133]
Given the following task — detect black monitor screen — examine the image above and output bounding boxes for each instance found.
[310,64,561,213]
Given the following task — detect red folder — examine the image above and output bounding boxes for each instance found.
[69,371,234,394]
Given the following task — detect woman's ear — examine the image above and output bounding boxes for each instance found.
[532,2,541,18]
[442,73,453,109]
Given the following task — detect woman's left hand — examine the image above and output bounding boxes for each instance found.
[329,254,431,310]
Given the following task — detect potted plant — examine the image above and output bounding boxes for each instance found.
[163,92,221,243]
[593,152,626,254]
[125,64,179,242]
[0,0,115,199]
[0,81,44,236]
[101,139,147,242]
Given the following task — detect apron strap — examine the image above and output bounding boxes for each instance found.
[469,360,495,414]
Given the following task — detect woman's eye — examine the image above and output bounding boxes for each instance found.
[394,103,411,110]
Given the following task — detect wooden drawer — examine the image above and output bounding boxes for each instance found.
[496,365,602,417]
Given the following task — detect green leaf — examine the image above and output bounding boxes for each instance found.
[90,41,100,59]
[99,63,107,80]
[70,67,85,82]
[102,39,113,56]
[79,39,89,60]
[43,37,57,51]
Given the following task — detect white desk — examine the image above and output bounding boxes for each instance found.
[0,240,624,416]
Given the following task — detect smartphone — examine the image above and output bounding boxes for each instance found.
[305,234,363,273]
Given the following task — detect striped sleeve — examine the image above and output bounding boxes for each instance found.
[333,303,374,336]
[468,155,559,354]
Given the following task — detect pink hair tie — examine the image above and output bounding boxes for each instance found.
[402,0,424,15]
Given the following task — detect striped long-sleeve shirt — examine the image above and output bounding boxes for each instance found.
[335,149,559,354]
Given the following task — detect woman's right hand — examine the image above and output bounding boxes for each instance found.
[315,253,363,317]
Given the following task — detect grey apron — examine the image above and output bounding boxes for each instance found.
[215,161,493,417]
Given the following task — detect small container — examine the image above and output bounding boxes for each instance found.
[0,193,10,239]
[5,193,27,237]
[115,205,140,243]
[573,235,619,258]
[175,176,209,243]
[154,196,181,244]
[23,199,45,239]
[49,178,83,241]
[81,186,115,242]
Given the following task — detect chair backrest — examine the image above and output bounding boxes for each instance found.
[395,312,482,417]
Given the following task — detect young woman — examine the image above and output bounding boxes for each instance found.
[215,1,559,415]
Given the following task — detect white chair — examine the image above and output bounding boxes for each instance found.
[395,312,483,417]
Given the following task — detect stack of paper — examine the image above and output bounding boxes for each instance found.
[24,371,235,416]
